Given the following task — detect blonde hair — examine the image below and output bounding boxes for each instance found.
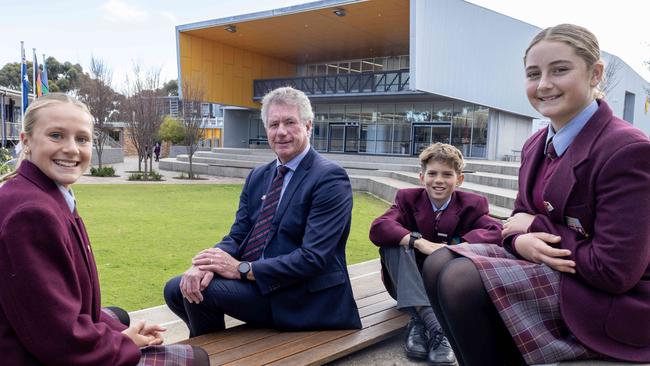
[0,93,92,183]
[419,143,464,175]
[260,86,314,127]
[524,24,603,97]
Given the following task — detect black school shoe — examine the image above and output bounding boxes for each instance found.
[404,317,429,360]
[427,331,457,366]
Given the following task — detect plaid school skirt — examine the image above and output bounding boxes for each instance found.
[102,308,196,366]
[449,243,603,365]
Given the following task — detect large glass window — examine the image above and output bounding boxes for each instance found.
[344,104,360,122]
[312,105,329,151]
[433,102,453,122]
[329,104,344,122]
[394,104,411,154]
[360,104,376,153]
[451,103,473,157]
[376,104,394,154]
[410,102,432,123]
[265,100,490,158]
[471,106,489,158]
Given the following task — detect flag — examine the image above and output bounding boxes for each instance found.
[41,54,49,95]
[33,49,41,97]
[21,42,29,113]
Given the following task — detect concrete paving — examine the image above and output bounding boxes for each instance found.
[78,156,245,185]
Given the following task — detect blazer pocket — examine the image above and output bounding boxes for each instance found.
[307,271,346,292]
[605,285,650,347]
[563,203,593,238]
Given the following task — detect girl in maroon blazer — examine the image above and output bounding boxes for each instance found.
[0,94,208,366]
[422,24,650,365]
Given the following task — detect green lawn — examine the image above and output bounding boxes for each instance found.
[74,184,389,311]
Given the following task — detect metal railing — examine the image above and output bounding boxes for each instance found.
[253,70,410,98]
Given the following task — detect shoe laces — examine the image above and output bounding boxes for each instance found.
[429,331,445,348]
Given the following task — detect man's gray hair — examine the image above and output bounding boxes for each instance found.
[260,86,314,127]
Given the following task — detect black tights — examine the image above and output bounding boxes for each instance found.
[421,248,525,366]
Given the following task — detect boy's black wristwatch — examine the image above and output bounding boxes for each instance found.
[408,232,422,250]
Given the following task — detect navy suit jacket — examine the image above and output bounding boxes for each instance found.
[370,188,502,266]
[508,100,650,362]
[216,148,361,330]
[0,161,140,366]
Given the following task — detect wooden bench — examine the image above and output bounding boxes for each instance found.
[177,260,408,366]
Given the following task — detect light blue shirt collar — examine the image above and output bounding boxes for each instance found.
[431,194,452,212]
[57,184,76,213]
[545,100,598,157]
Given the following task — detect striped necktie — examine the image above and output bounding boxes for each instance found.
[241,165,288,261]
[546,139,557,160]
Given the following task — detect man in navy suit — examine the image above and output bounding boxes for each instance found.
[164,87,361,336]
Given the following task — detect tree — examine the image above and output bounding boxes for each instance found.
[77,56,118,169]
[0,57,83,93]
[179,80,206,179]
[600,56,622,99]
[162,79,178,96]
[159,116,185,145]
[123,63,165,179]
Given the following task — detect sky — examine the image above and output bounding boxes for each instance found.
[1,0,648,91]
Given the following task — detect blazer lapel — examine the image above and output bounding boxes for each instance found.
[543,102,611,221]
[273,148,315,224]
[520,131,548,211]
[414,190,437,240]
[437,193,460,241]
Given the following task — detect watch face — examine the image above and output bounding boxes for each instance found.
[412,232,422,239]
[238,261,251,274]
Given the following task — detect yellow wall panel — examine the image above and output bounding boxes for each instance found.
[213,44,223,74]
[179,33,191,58]
[179,33,296,108]
[222,45,234,65]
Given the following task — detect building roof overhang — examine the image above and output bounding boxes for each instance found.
[177,0,409,64]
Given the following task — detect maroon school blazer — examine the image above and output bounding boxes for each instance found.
[509,100,650,362]
[370,188,503,264]
[0,161,140,365]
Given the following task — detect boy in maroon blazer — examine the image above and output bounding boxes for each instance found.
[369,143,501,365]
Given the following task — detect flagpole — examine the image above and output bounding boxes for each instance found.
[42,53,49,95]
[20,41,25,122]
[32,48,37,98]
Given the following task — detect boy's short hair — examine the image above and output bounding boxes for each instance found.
[418,143,465,175]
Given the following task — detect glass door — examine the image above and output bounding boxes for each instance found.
[328,124,345,152]
[344,125,359,152]
[412,124,451,155]
[412,125,432,155]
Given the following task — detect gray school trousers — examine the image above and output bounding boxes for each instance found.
[379,246,431,310]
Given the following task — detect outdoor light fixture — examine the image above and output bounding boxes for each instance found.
[333,8,346,17]
[225,25,237,33]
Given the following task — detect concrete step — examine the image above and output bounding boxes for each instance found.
[459,181,517,210]
[464,171,519,190]
[465,160,520,176]
[179,153,421,173]
[161,158,514,215]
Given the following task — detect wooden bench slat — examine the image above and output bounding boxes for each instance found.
[209,330,321,366]
[357,298,397,317]
[220,307,406,366]
[178,327,277,347]
[354,290,392,308]
[201,296,399,361]
[266,314,409,366]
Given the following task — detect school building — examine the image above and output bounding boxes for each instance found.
[175,0,650,160]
